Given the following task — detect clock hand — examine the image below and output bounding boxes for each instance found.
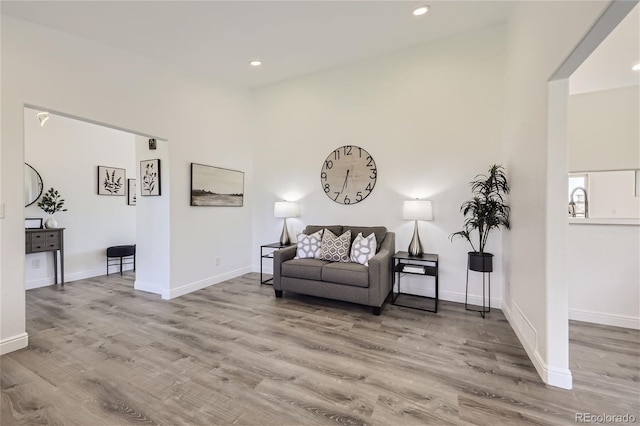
[341,169,350,192]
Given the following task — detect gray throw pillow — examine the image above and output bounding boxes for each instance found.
[319,229,352,262]
[294,230,323,259]
[350,232,377,266]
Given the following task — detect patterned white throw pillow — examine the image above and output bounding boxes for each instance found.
[319,229,352,263]
[350,232,377,266]
[294,230,324,259]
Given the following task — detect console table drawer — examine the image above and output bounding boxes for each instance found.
[45,232,60,243]
[29,232,46,243]
[32,241,60,252]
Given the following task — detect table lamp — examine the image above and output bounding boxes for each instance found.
[402,200,433,256]
[274,201,299,245]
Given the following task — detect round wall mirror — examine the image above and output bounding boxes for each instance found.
[25,163,44,207]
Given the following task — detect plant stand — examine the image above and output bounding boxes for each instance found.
[465,252,493,318]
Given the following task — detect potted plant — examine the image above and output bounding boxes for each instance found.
[450,165,510,273]
[37,187,67,229]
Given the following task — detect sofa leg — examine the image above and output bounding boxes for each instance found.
[372,306,382,316]
[274,290,283,298]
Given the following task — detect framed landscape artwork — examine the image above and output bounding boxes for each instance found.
[190,163,244,207]
[98,166,126,196]
[140,159,161,196]
[127,179,137,206]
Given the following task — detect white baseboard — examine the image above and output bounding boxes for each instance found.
[0,332,28,355]
[502,301,573,390]
[439,289,501,308]
[26,277,56,290]
[26,265,134,290]
[162,266,253,300]
[393,281,502,308]
[134,280,164,296]
[569,309,639,330]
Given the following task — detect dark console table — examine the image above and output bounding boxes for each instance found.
[26,228,65,286]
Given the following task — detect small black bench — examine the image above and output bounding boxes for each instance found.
[106,244,136,276]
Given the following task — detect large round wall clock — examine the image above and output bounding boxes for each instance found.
[321,145,377,205]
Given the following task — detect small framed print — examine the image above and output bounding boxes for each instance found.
[127,179,137,206]
[98,166,126,196]
[25,218,43,229]
[140,159,161,196]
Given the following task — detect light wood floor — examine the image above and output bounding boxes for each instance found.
[2,273,638,425]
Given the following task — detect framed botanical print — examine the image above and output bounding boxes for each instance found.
[98,166,126,196]
[140,159,161,196]
[127,179,137,205]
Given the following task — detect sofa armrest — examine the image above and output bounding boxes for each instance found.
[273,245,297,290]
[368,232,395,307]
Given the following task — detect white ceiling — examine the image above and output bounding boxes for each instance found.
[1,1,637,91]
[1,1,514,88]
[570,3,640,94]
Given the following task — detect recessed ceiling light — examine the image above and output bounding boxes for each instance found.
[413,5,429,16]
[250,60,262,67]
[632,63,640,71]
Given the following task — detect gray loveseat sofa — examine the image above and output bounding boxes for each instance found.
[273,225,395,315]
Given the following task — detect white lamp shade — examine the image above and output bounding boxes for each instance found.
[274,201,299,218]
[402,200,433,221]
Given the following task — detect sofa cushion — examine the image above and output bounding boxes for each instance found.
[304,225,342,237]
[322,262,369,288]
[343,226,387,251]
[282,259,328,280]
[350,232,377,266]
[319,229,351,262]
[294,230,323,259]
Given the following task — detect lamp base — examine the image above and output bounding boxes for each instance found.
[407,220,423,256]
[279,218,290,245]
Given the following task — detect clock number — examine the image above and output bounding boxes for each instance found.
[333,150,340,160]
[370,169,377,179]
[333,192,340,201]
[365,183,373,192]
[355,192,363,202]
[321,171,327,181]
[325,160,333,170]
[358,147,362,157]
[344,195,351,205]
[343,146,352,156]
[324,184,330,193]
[366,156,374,167]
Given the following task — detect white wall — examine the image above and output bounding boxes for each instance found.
[1,16,253,354]
[568,86,640,172]
[24,108,136,288]
[588,170,640,219]
[502,1,609,389]
[252,25,507,307]
[568,224,640,329]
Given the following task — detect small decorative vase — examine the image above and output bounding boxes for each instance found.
[44,215,58,229]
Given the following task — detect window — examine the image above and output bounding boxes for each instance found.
[568,174,588,218]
